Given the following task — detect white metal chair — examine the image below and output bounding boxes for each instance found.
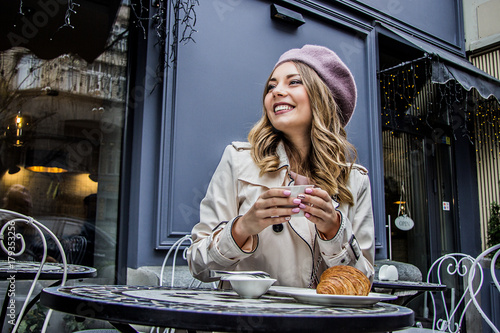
[64,235,88,265]
[468,244,500,333]
[159,234,203,288]
[423,253,476,333]
[0,209,68,333]
[151,235,193,333]
[398,253,476,332]
[150,235,215,333]
[399,247,500,333]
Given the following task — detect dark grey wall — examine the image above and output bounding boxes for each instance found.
[160,0,376,232]
[125,0,470,267]
[154,0,383,252]
[350,0,463,48]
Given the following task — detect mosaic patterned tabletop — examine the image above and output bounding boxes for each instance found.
[41,285,414,333]
[0,261,97,280]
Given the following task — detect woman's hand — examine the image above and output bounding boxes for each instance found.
[299,187,341,240]
[232,188,301,247]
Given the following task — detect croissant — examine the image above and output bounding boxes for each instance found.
[316,265,371,296]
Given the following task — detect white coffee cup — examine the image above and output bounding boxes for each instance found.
[273,185,314,218]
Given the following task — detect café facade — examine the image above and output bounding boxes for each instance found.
[1,0,499,330]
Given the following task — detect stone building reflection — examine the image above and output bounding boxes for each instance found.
[0,4,129,282]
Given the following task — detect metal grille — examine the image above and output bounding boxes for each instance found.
[471,50,500,80]
[470,50,500,248]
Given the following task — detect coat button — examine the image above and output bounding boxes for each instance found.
[273,224,284,233]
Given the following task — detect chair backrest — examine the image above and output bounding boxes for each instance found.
[159,234,203,288]
[0,208,68,333]
[423,253,476,333]
[150,235,204,333]
[64,235,88,265]
[468,244,500,333]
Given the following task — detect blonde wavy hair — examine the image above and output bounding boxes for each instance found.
[248,61,357,205]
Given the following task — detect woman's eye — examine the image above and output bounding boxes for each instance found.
[267,84,276,92]
[290,79,302,85]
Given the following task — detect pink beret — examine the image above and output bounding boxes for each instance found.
[274,45,357,126]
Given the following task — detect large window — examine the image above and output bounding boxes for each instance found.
[0,3,130,285]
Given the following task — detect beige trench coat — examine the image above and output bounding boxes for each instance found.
[187,142,375,288]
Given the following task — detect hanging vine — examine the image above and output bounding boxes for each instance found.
[131,0,199,88]
[16,0,198,85]
[156,0,198,72]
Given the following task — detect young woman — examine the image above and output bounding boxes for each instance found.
[187,45,375,288]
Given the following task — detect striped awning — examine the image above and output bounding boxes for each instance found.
[380,24,500,103]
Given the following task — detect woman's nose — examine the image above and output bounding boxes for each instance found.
[272,86,287,97]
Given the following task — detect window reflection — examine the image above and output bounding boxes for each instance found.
[0,3,129,283]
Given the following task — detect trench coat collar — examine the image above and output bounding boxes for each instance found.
[237,141,290,188]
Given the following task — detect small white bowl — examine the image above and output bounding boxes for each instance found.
[226,276,277,299]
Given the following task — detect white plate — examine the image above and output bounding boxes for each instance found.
[268,286,305,296]
[269,287,397,307]
[210,270,270,279]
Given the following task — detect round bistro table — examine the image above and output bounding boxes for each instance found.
[41,285,414,333]
[0,261,97,280]
[0,261,97,330]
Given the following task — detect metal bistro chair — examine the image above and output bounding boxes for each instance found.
[468,244,500,333]
[33,234,88,265]
[424,253,477,333]
[402,247,500,333]
[159,234,203,289]
[150,235,216,333]
[399,253,476,332]
[0,209,68,333]
[63,235,88,265]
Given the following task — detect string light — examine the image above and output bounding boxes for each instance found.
[379,57,500,148]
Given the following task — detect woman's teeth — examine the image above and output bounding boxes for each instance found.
[275,105,294,112]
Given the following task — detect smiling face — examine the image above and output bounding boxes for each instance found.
[264,62,313,140]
